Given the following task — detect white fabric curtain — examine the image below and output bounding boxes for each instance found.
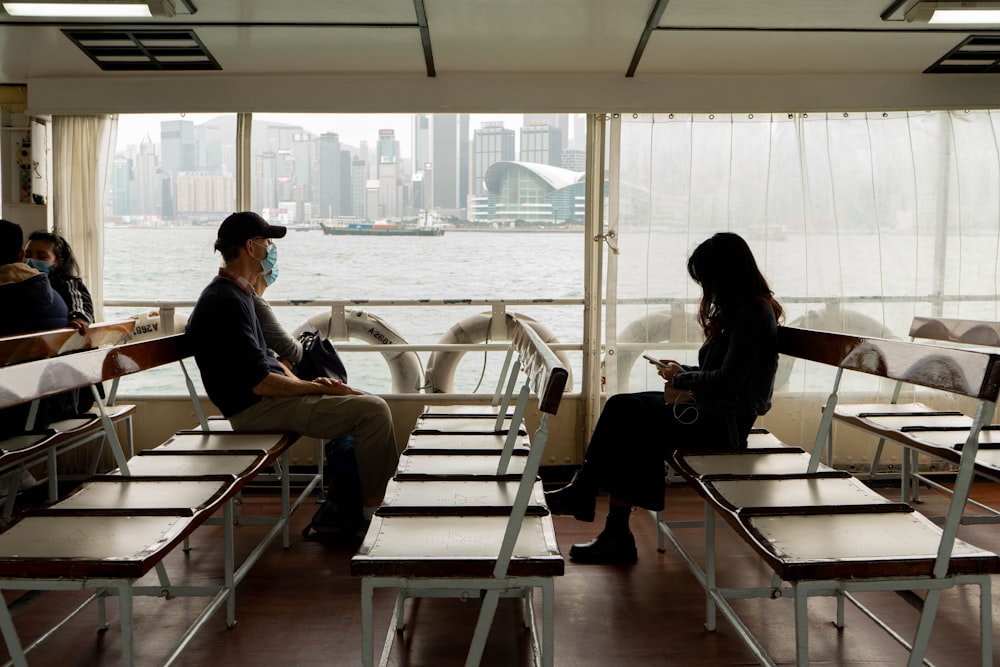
[608,111,1000,439]
[52,114,118,322]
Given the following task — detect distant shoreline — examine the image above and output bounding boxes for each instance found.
[106,223,585,233]
[448,227,584,233]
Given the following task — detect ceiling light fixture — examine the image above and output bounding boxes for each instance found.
[905,1,1000,24]
[2,0,174,18]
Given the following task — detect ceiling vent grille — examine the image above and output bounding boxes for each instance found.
[926,35,1000,73]
[63,28,220,71]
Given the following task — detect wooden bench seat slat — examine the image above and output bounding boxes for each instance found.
[350,515,564,578]
[0,515,194,578]
[414,416,519,433]
[420,405,516,418]
[46,479,237,514]
[394,453,528,481]
[671,450,823,479]
[378,479,547,516]
[744,431,788,448]
[702,476,892,512]
[403,432,529,455]
[153,432,295,454]
[411,426,527,436]
[108,453,265,477]
[746,511,1000,580]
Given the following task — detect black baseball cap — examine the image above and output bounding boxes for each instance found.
[214,211,286,251]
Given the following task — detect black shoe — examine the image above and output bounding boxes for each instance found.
[569,531,638,565]
[544,473,597,522]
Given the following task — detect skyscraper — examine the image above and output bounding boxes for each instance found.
[523,114,569,146]
[430,114,469,217]
[377,129,400,219]
[472,122,515,196]
[318,132,342,219]
[520,123,563,167]
[159,120,196,174]
[377,129,398,165]
[351,157,367,219]
[413,114,430,170]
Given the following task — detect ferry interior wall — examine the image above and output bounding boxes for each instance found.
[4,1,1000,665]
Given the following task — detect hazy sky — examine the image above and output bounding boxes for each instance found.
[115,112,532,159]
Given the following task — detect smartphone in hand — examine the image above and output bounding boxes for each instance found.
[642,354,669,369]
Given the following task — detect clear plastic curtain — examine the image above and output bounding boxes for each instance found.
[52,114,118,322]
[607,110,1000,420]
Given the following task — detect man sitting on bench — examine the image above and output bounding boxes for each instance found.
[546,232,783,565]
[0,218,71,439]
[186,211,401,537]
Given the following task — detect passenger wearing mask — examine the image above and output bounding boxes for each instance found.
[23,231,94,335]
[187,212,400,539]
[0,219,69,438]
[252,262,304,372]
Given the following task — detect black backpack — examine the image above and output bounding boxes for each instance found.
[302,436,364,542]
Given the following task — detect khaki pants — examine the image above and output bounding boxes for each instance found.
[229,394,400,499]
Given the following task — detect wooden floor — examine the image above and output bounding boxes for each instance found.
[2,479,999,666]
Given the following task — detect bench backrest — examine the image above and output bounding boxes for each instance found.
[511,320,569,416]
[909,316,1000,347]
[778,325,1000,579]
[493,317,568,578]
[0,333,191,410]
[776,326,1000,402]
[0,320,136,368]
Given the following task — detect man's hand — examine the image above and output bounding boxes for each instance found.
[313,377,364,396]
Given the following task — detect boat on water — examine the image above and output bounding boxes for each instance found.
[320,221,445,237]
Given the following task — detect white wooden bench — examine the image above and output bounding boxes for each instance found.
[657,326,1000,666]
[832,315,1000,512]
[0,320,136,512]
[351,317,568,667]
[0,334,309,666]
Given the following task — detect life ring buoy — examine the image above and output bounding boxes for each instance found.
[292,310,423,393]
[425,312,573,393]
[608,310,674,393]
[124,309,189,342]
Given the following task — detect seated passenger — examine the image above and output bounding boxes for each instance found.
[546,232,783,565]
[25,231,99,415]
[186,212,400,537]
[252,269,303,372]
[0,219,69,438]
[24,231,94,335]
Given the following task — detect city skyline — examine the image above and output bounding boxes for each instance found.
[115,113,586,159]
[110,113,588,226]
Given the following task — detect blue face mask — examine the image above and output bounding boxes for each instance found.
[253,240,278,286]
[263,265,278,286]
[25,258,52,274]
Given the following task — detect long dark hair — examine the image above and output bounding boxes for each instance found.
[27,231,80,280]
[687,232,783,342]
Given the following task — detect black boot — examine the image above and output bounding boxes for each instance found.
[568,530,638,565]
[544,470,597,522]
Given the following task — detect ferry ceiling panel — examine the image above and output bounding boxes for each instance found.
[6,0,1000,113]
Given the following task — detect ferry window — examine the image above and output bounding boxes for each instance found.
[609,111,1000,400]
[104,112,589,395]
[103,113,238,395]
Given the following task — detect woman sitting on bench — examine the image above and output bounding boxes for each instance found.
[546,232,784,564]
